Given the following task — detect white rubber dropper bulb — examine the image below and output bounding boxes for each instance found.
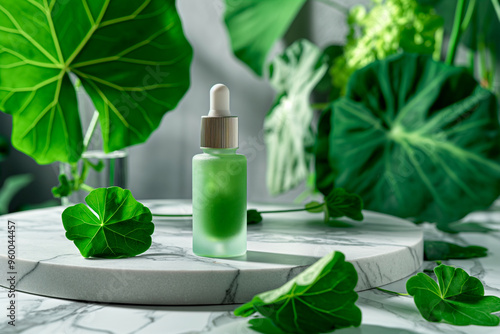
[208,84,231,117]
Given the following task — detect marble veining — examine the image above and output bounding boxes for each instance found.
[0,202,499,333]
[0,201,422,305]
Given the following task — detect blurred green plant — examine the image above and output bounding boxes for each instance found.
[264,39,327,195]
[0,174,33,214]
[0,135,33,214]
[420,0,500,92]
[315,53,500,226]
[330,0,443,96]
[223,0,500,230]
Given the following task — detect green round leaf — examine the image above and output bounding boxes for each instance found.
[325,188,363,221]
[62,187,154,258]
[247,209,263,224]
[315,53,500,224]
[235,251,361,333]
[407,264,500,326]
[0,0,192,164]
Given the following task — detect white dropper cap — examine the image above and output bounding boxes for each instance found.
[209,84,231,116]
[200,84,238,149]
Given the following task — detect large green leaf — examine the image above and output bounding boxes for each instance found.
[265,39,327,195]
[224,0,306,76]
[0,0,192,164]
[235,251,361,334]
[407,264,500,326]
[315,53,500,225]
[62,186,154,258]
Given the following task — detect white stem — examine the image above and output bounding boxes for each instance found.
[83,110,100,152]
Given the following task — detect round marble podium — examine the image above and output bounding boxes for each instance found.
[0,200,422,305]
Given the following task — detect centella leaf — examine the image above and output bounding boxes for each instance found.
[235,251,361,334]
[325,188,363,221]
[407,264,500,326]
[62,187,154,258]
[247,209,263,224]
[0,0,192,164]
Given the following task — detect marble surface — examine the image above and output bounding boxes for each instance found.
[0,205,499,334]
[0,200,422,305]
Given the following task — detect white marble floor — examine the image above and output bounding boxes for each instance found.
[0,207,499,333]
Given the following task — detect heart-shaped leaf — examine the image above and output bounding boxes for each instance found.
[315,53,500,225]
[407,264,500,326]
[224,0,306,76]
[62,187,154,258]
[0,0,192,164]
[325,188,364,221]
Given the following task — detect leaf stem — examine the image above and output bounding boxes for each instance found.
[445,0,466,65]
[478,39,490,88]
[460,0,476,32]
[151,203,326,218]
[376,287,410,296]
[467,49,475,74]
[83,110,100,153]
[80,183,96,193]
[258,203,324,214]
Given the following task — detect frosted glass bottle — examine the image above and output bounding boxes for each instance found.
[192,148,247,257]
[192,84,247,257]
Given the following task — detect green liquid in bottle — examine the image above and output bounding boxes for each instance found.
[192,148,247,257]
